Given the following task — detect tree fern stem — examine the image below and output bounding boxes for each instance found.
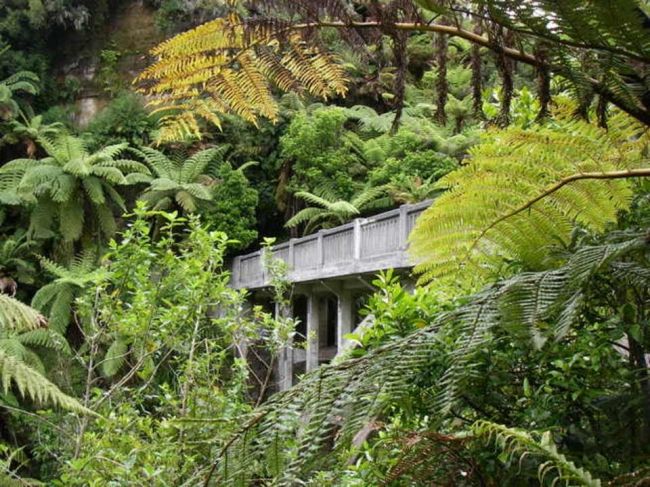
[390,31,408,134]
[534,43,551,122]
[435,17,449,126]
[470,23,484,120]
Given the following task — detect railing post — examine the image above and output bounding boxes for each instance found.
[317,232,324,267]
[259,251,266,287]
[399,204,409,249]
[353,218,362,260]
[288,239,295,270]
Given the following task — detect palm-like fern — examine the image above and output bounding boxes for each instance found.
[285,185,391,234]
[0,59,39,121]
[207,231,647,485]
[409,104,649,287]
[134,146,226,213]
[0,295,86,413]
[0,134,150,243]
[31,253,107,334]
[2,114,64,158]
[0,232,38,285]
[387,175,440,204]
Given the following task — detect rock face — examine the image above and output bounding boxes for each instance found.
[75,96,106,128]
[60,0,163,128]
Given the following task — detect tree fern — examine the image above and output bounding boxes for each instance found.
[134,146,226,213]
[32,253,107,334]
[286,185,390,234]
[0,296,85,413]
[409,105,649,287]
[0,134,149,244]
[0,56,39,121]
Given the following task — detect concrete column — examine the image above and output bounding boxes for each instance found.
[275,301,293,391]
[235,299,252,360]
[306,293,320,372]
[337,291,354,352]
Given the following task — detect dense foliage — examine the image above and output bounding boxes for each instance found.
[0,0,648,485]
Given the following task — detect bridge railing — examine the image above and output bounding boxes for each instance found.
[230,200,432,289]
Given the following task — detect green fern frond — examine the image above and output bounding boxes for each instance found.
[0,349,88,413]
[410,107,648,287]
[17,329,70,353]
[285,207,328,229]
[471,420,601,486]
[101,338,129,378]
[0,296,46,332]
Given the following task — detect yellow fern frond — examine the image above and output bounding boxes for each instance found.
[138,13,349,143]
[409,105,649,287]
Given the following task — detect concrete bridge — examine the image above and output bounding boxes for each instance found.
[230,200,431,390]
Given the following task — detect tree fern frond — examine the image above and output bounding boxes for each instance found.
[181,148,222,183]
[285,208,329,229]
[17,329,70,353]
[81,177,105,205]
[137,10,348,141]
[175,190,197,213]
[410,107,647,287]
[0,349,88,413]
[101,338,129,378]
[471,420,601,486]
[0,296,45,332]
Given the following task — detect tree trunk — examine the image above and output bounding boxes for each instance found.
[534,43,551,122]
[494,27,514,127]
[597,95,609,128]
[434,18,449,126]
[390,31,408,133]
[470,22,484,120]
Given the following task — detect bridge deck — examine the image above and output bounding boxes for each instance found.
[230,200,431,289]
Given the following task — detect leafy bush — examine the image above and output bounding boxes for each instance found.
[199,162,259,251]
[85,92,155,148]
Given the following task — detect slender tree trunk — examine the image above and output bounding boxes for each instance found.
[597,95,609,128]
[494,27,514,127]
[534,43,552,122]
[435,17,449,126]
[390,31,408,133]
[470,22,485,120]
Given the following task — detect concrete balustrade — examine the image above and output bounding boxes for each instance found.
[230,200,432,290]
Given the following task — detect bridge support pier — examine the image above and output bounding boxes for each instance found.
[306,294,320,372]
[276,302,293,391]
[337,291,354,352]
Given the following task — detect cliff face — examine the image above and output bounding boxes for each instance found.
[55,1,163,127]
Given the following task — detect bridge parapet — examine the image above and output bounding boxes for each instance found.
[230,200,432,289]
